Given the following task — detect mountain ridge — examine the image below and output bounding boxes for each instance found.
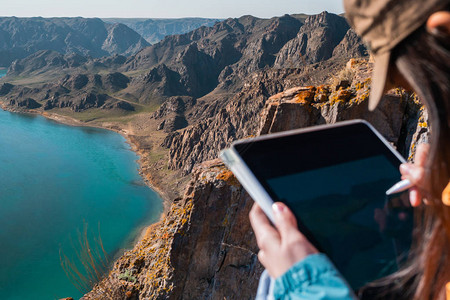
[0,17,150,67]
[1,12,367,111]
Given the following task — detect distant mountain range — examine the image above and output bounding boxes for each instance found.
[0,17,222,67]
[1,11,368,137]
[102,18,222,44]
[3,12,366,109]
[0,17,150,67]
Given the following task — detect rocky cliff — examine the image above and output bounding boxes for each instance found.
[84,160,262,299]
[161,58,422,176]
[84,58,428,299]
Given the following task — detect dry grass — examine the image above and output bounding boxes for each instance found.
[60,223,110,295]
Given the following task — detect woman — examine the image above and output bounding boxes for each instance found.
[250,0,450,299]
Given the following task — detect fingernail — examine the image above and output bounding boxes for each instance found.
[272,203,284,215]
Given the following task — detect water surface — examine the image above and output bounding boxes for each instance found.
[0,109,162,299]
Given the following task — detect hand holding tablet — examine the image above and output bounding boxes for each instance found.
[221,120,413,290]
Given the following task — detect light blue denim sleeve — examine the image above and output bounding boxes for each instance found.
[273,253,357,300]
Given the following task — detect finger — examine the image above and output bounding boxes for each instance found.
[414,143,429,167]
[249,204,280,250]
[272,202,302,243]
[409,188,422,207]
[257,250,266,266]
[400,164,425,186]
[427,11,450,35]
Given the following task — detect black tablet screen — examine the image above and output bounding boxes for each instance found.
[234,122,413,289]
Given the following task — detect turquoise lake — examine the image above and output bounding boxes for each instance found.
[0,109,163,299]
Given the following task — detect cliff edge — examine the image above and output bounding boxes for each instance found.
[84,160,262,299]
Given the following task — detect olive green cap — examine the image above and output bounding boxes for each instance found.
[344,0,450,110]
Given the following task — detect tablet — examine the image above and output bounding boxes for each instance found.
[220,120,413,290]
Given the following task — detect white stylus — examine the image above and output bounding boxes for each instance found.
[386,179,413,195]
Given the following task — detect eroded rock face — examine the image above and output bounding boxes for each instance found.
[273,12,357,68]
[164,60,424,175]
[258,60,426,157]
[84,160,262,300]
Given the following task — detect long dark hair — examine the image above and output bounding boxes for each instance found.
[361,22,450,300]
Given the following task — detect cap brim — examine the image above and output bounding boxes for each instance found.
[369,51,391,111]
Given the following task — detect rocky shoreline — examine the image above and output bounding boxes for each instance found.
[0,104,180,255]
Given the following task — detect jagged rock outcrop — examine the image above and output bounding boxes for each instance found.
[152,96,196,132]
[102,72,131,91]
[273,11,361,68]
[119,64,188,104]
[0,17,149,67]
[85,160,262,299]
[43,92,108,111]
[332,29,367,58]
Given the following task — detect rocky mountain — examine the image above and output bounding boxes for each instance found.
[1,12,366,111]
[102,18,222,44]
[274,12,360,67]
[0,17,150,67]
[160,59,422,176]
[114,12,365,105]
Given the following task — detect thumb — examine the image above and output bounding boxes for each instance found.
[272,202,299,241]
